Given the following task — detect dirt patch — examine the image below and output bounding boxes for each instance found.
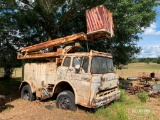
[1,93,160,120]
[0,99,95,120]
[146,98,160,119]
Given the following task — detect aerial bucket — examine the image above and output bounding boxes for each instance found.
[86,5,114,40]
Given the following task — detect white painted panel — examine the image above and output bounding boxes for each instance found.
[23,62,57,88]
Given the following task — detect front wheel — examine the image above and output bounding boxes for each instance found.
[21,85,35,101]
[56,91,76,111]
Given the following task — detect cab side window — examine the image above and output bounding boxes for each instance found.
[72,57,89,73]
[63,57,71,67]
[82,57,89,73]
[72,57,82,67]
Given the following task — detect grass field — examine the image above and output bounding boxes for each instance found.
[116,63,160,79]
[12,68,22,78]
[93,91,158,120]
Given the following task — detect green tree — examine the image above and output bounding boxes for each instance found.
[87,0,157,68]
[0,0,158,76]
[71,0,157,68]
[0,0,21,78]
[152,58,157,63]
[145,58,150,64]
[157,57,160,64]
[13,0,158,61]
[13,0,106,40]
[130,58,139,63]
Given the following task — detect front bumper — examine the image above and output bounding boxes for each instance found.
[91,89,120,108]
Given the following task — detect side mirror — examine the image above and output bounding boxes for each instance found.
[74,57,81,70]
[75,64,80,69]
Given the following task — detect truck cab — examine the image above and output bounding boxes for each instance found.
[56,50,120,108]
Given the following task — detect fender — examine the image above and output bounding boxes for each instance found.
[19,81,36,93]
[53,80,78,104]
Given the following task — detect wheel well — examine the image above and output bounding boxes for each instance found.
[19,82,29,91]
[54,82,74,96]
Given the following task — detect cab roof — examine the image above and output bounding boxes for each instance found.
[65,50,112,58]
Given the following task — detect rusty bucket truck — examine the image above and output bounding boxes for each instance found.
[17,5,120,110]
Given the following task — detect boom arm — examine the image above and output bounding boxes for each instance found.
[17,32,87,59]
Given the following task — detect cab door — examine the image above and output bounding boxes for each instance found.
[69,57,92,107]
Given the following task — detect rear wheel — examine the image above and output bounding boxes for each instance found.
[21,85,35,101]
[56,91,76,111]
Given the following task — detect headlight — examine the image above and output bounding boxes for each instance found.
[98,83,103,90]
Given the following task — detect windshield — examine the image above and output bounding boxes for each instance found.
[91,56,114,74]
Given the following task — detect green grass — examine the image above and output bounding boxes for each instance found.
[0,67,22,78]
[12,68,22,78]
[0,68,4,77]
[137,92,149,103]
[91,90,158,120]
[116,63,160,79]
[133,62,160,70]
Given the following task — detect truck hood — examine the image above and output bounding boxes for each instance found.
[92,73,119,90]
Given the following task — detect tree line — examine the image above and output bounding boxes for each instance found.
[0,0,158,78]
[131,57,160,64]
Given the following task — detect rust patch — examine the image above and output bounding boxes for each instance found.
[31,82,36,89]
[36,88,42,98]
[17,32,87,59]
[86,5,114,39]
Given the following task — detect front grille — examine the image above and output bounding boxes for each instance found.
[96,88,116,97]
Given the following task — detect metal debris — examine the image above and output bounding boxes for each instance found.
[125,85,141,95]
[45,105,54,110]
[149,92,160,98]
[124,81,152,95]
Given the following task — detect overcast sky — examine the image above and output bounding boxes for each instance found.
[137,6,160,58]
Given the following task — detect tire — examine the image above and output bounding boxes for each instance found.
[56,91,76,111]
[21,85,35,101]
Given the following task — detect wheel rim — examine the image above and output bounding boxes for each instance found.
[59,97,71,110]
[23,90,30,100]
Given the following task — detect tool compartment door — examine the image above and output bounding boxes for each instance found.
[23,62,57,88]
